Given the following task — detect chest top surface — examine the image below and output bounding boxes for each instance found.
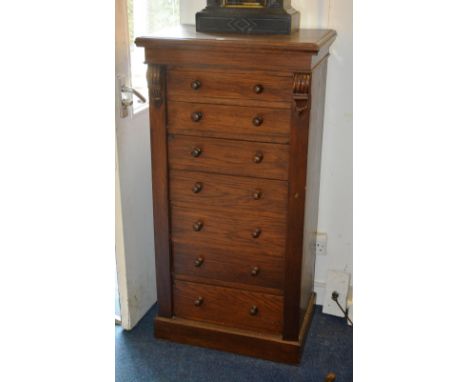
[135,25,336,53]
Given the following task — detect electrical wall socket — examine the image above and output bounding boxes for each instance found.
[323,270,350,317]
[311,232,327,256]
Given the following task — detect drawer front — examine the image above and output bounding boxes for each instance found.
[167,68,292,103]
[168,135,289,181]
[171,205,286,257]
[169,170,288,217]
[168,101,291,144]
[173,280,283,333]
[173,241,284,290]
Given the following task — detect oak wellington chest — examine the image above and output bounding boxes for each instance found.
[135,26,336,364]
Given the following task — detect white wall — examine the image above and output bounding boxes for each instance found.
[180,0,353,305]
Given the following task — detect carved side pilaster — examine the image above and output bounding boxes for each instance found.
[147,65,165,108]
[293,73,311,115]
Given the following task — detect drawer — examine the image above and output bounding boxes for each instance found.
[173,280,283,333]
[169,170,288,217]
[168,101,291,144]
[171,205,286,257]
[173,241,284,290]
[168,135,289,181]
[167,68,292,103]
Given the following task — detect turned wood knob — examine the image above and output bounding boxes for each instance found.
[251,266,260,276]
[191,147,202,158]
[191,80,201,90]
[192,182,203,193]
[250,305,258,316]
[194,296,204,306]
[191,111,203,122]
[325,372,336,382]
[251,228,262,239]
[193,220,204,232]
[253,151,263,164]
[194,257,204,267]
[252,190,263,200]
[252,116,263,126]
[253,84,264,94]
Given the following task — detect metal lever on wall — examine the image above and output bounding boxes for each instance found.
[121,85,147,104]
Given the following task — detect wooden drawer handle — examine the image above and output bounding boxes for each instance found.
[194,296,204,306]
[252,116,263,127]
[251,266,260,276]
[194,257,204,267]
[191,111,203,122]
[191,147,203,158]
[192,182,203,193]
[251,228,262,238]
[191,80,201,90]
[250,305,258,316]
[253,151,263,163]
[193,220,204,232]
[252,190,263,200]
[253,84,264,94]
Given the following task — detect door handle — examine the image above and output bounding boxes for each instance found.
[121,85,146,104]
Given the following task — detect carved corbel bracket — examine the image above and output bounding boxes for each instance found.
[147,65,165,108]
[293,73,311,115]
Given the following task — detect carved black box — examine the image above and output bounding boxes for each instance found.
[196,0,300,35]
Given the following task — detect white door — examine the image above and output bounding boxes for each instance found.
[115,0,157,330]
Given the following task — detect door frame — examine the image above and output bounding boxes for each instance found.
[115,0,157,330]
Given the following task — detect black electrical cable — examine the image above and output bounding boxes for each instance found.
[331,291,353,326]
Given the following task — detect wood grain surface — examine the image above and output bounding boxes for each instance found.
[167,68,293,103]
[167,101,291,143]
[169,169,288,216]
[136,25,337,53]
[282,71,312,340]
[147,64,173,317]
[168,135,289,181]
[173,280,283,333]
[172,241,284,290]
[170,205,286,257]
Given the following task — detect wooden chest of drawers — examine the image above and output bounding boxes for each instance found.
[136,26,336,364]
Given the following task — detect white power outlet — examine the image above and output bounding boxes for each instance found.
[323,270,350,317]
[312,232,327,256]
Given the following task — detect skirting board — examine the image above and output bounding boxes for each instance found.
[314,280,327,305]
[154,293,316,364]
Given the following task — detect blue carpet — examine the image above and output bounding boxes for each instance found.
[116,304,352,382]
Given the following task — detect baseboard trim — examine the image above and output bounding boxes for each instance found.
[313,280,327,306]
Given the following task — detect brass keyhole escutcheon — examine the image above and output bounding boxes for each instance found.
[250,305,258,316]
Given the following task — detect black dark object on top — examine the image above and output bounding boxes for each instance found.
[196,0,300,35]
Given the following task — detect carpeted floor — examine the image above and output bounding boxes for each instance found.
[116,304,352,382]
